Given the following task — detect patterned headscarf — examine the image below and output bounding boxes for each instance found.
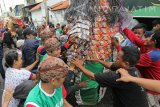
[38,57,68,82]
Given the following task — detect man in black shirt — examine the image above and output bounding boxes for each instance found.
[72,46,149,107]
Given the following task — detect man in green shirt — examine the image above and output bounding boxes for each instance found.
[24,57,68,107]
[75,62,104,106]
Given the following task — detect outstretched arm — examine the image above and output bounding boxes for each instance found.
[117,68,160,93]
[72,58,95,80]
[25,55,39,71]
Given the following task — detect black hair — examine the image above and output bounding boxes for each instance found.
[32,32,37,37]
[121,46,140,66]
[5,28,9,31]
[132,23,146,33]
[49,23,54,28]
[152,19,160,27]
[61,25,66,30]
[152,31,160,49]
[5,50,18,68]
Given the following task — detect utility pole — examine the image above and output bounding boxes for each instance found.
[2,0,6,12]
[43,0,49,26]
[0,4,3,14]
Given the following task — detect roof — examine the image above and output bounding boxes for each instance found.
[51,0,69,11]
[30,3,41,12]
[23,3,40,9]
[30,0,47,12]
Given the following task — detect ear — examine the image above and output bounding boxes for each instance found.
[14,60,17,64]
[50,78,56,85]
[124,61,130,68]
[12,60,17,67]
[151,39,156,45]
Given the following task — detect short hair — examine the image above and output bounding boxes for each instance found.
[152,19,160,27]
[38,57,68,83]
[121,46,140,66]
[57,23,60,26]
[5,50,18,68]
[44,38,60,52]
[40,30,55,42]
[132,23,146,33]
[152,31,160,49]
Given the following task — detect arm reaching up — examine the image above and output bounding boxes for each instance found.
[123,28,145,48]
[25,55,39,71]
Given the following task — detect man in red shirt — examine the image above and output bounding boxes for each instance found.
[123,28,160,107]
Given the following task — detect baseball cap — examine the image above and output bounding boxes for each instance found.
[23,28,35,37]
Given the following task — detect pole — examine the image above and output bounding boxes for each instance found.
[43,0,49,26]
[2,0,6,12]
[0,4,3,14]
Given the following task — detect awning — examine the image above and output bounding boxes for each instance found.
[132,6,160,18]
[23,3,40,9]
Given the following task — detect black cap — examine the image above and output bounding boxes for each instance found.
[23,28,35,37]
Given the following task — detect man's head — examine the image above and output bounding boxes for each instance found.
[152,19,160,32]
[39,57,68,88]
[144,31,160,49]
[132,23,146,38]
[44,38,61,57]
[116,46,140,69]
[40,30,55,43]
[56,23,60,29]
[23,28,36,39]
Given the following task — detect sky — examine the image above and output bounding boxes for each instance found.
[0,0,61,15]
[0,0,26,12]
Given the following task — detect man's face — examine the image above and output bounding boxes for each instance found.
[50,45,61,57]
[56,24,60,29]
[14,54,22,68]
[144,35,155,47]
[26,34,35,39]
[153,24,160,32]
[115,51,128,68]
[133,28,145,38]
[30,34,36,39]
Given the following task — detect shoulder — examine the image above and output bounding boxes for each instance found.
[25,102,40,107]
[25,85,41,106]
[19,69,31,74]
[148,50,160,62]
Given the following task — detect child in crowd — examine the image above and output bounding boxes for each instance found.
[24,57,71,107]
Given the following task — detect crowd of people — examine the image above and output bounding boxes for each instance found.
[0,19,160,107]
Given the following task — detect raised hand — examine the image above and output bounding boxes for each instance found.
[71,58,83,68]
